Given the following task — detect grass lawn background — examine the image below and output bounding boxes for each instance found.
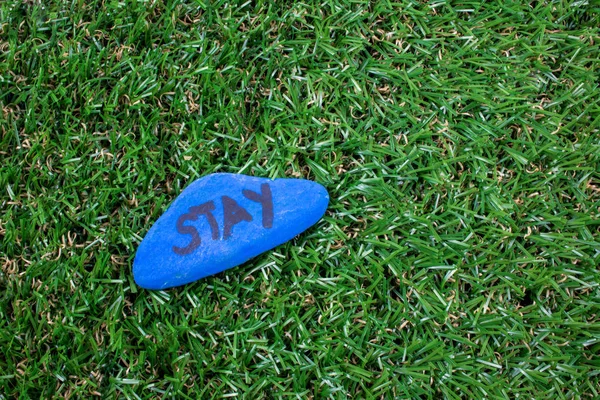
[1,0,599,398]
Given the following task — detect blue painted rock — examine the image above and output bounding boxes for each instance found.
[133,173,329,289]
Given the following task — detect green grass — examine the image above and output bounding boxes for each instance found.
[1,0,600,398]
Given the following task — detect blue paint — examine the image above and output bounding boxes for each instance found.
[133,173,329,289]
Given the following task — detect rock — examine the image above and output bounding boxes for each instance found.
[133,173,329,289]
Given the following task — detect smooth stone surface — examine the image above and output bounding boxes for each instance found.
[133,173,329,289]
